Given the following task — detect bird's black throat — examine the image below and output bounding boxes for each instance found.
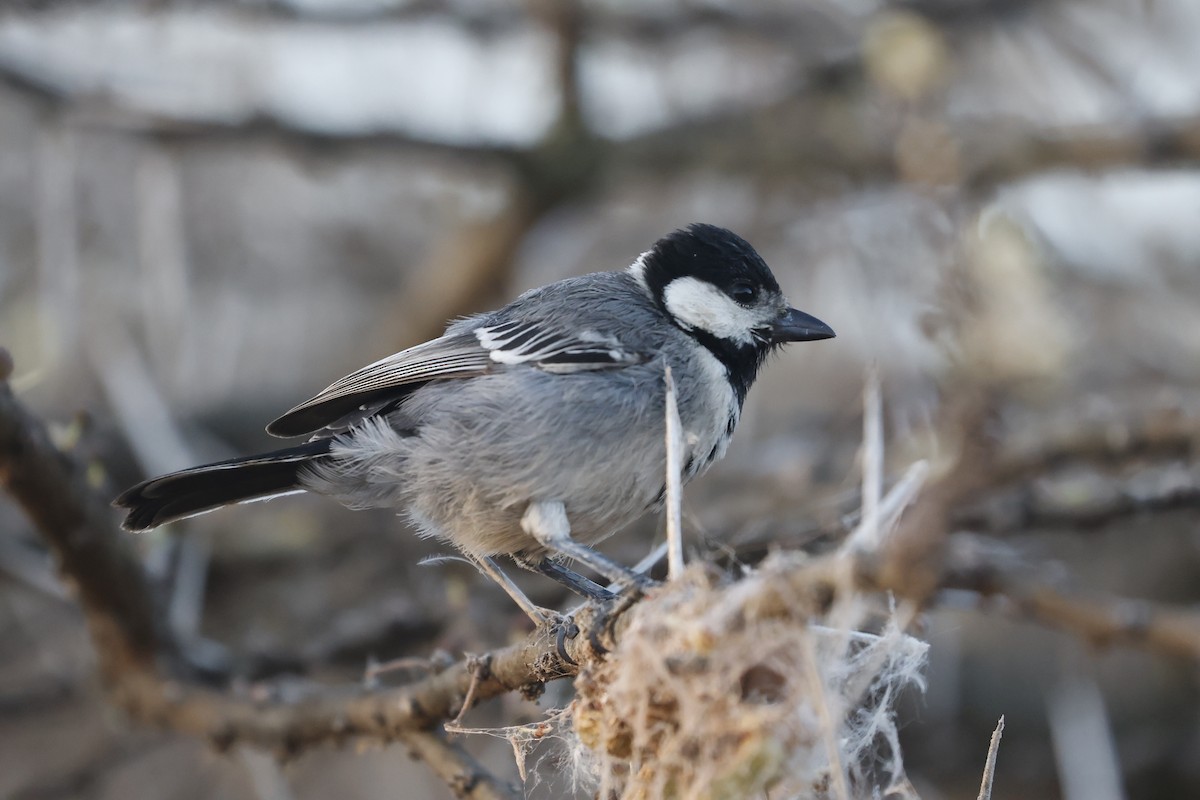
[686,328,771,407]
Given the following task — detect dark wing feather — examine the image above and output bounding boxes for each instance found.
[267,334,491,437]
[267,322,648,438]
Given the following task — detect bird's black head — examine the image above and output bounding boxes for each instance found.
[630,223,835,402]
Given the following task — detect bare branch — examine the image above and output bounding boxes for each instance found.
[985,407,1200,487]
[0,352,170,679]
[938,534,1200,660]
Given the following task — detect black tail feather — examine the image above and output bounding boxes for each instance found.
[114,439,332,531]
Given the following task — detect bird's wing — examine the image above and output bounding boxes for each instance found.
[472,319,647,373]
[266,321,648,437]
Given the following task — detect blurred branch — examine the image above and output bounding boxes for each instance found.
[1014,583,1200,660]
[0,1,867,42]
[963,115,1200,189]
[392,145,578,343]
[99,598,599,752]
[735,401,1200,558]
[611,99,1200,189]
[536,0,584,135]
[73,107,524,167]
[0,350,170,681]
[957,405,1200,531]
[940,534,1200,661]
[402,729,522,800]
[837,371,1200,660]
[986,407,1199,487]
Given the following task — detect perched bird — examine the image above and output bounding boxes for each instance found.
[115,224,834,607]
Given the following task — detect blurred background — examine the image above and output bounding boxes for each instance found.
[1,1,1199,798]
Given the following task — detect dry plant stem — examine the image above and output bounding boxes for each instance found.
[860,365,883,544]
[453,654,492,727]
[843,367,894,555]
[869,388,996,603]
[977,716,1004,800]
[800,634,851,800]
[663,366,685,580]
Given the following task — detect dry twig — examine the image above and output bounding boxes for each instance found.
[977,715,1004,800]
[663,365,685,580]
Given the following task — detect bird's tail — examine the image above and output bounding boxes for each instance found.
[114,439,333,531]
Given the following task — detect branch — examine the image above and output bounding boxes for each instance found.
[938,536,1200,661]
[610,95,1200,188]
[831,368,1200,662]
[0,349,169,680]
[104,607,610,754]
[984,407,1200,487]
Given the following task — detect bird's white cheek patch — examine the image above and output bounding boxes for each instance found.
[662,277,763,344]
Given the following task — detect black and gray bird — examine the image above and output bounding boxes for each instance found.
[115,224,834,602]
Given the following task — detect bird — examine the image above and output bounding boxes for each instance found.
[114,223,834,612]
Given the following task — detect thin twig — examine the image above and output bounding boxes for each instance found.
[398,728,523,800]
[860,365,883,546]
[843,366,890,557]
[977,715,1004,800]
[664,365,685,580]
[452,653,492,728]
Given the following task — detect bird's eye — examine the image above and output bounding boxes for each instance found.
[731,282,758,305]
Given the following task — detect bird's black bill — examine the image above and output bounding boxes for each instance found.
[769,307,836,343]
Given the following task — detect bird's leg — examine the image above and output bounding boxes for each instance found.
[466,554,552,626]
[520,501,655,592]
[527,557,616,602]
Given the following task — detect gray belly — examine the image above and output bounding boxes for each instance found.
[300,356,736,559]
